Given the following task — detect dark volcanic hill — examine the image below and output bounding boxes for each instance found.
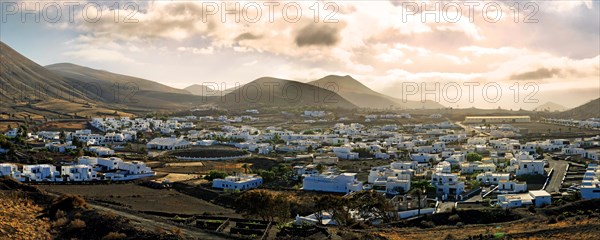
[216,77,357,109]
[184,84,223,96]
[309,75,444,109]
[46,63,207,110]
[0,41,90,106]
[553,98,600,120]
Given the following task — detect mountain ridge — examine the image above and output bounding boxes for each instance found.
[309,75,445,109]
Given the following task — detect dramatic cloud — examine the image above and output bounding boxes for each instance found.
[510,68,561,80]
[295,24,341,47]
[2,0,598,109]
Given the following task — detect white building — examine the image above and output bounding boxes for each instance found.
[212,174,263,191]
[332,147,359,160]
[0,163,20,179]
[497,190,551,208]
[581,164,600,199]
[498,180,527,193]
[302,173,363,193]
[431,172,465,200]
[476,172,510,185]
[461,162,496,174]
[146,137,191,150]
[21,164,60,182]
[61,165,97,181]
[87,146,115,156]
[514,159,545,176]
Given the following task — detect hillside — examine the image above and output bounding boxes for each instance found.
[533,102,567,112]
[0,41,90,106]
[309,75,444,109]
[216,77,357,109]
[46,63,207,110]
[184,84,223,96]
[553,98,600,120]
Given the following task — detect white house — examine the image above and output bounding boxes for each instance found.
[497,190,551,208]
[332,147,359,160]
[476,172,510,185]
[410,153,439,163]
[212,174,263,191]
[498,180,527,193]
[61,165,97,181]
[5,128,18,138]
[119,161,153,175]
[581,164,600,199]
[302,173,363,193]
[87,146,115,156]
[461,162,496,174]
[46,142,77,153]
[514,159,545,176]
[431,172,465,200]
[0,163,20,179]
[21,164,60,182]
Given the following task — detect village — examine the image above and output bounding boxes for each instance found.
[2,110,600,239]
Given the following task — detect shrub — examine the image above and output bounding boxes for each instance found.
[444,234,456,240]
[420,220,435,228]
[68,219,86,229]
[456,222,464,228]
[448,214,461,223]
[547,217,557,224]
[52,217,69,227]
[528,205,536,213]
[102,232,127,240]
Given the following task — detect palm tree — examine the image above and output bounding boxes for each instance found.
[241,163,250,174]
[408,186,426,215]
[315,163,325,173]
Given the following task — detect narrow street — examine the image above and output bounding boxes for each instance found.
[546,160,569,193]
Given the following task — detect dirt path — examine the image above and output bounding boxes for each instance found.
[87,203,227,240]
[44,191,227,239]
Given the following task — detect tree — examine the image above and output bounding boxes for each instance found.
[466,152,482,162]
[204,171,227,181]
[408,187,426,215]
[535,147,544,156]
[241,163,250,174]
[349,190,395,223]
[313,195,346,225]
[236,190,292,221]
[256,170,276,182]
[315,163,325,173]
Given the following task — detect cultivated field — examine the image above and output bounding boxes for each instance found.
[38,184,239,217]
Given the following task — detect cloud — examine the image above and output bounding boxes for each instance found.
[177,46,214,55]
[235,32,261,41]
[295,24,341,47]
[510,68,561,80]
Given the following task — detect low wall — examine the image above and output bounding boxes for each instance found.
[398,208,436,219]
[173,153,252,161]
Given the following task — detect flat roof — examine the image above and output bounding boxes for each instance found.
[529,190,551,197]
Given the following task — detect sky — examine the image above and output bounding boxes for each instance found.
[1,0,599,110]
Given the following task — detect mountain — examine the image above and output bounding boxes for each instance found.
[309,75,444,109]
[553,98,600,120]
[46,63,206,110]
[184,84,223,96]
[532,102,567,112]
[215,77,357,109]
[0,41,90,106]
